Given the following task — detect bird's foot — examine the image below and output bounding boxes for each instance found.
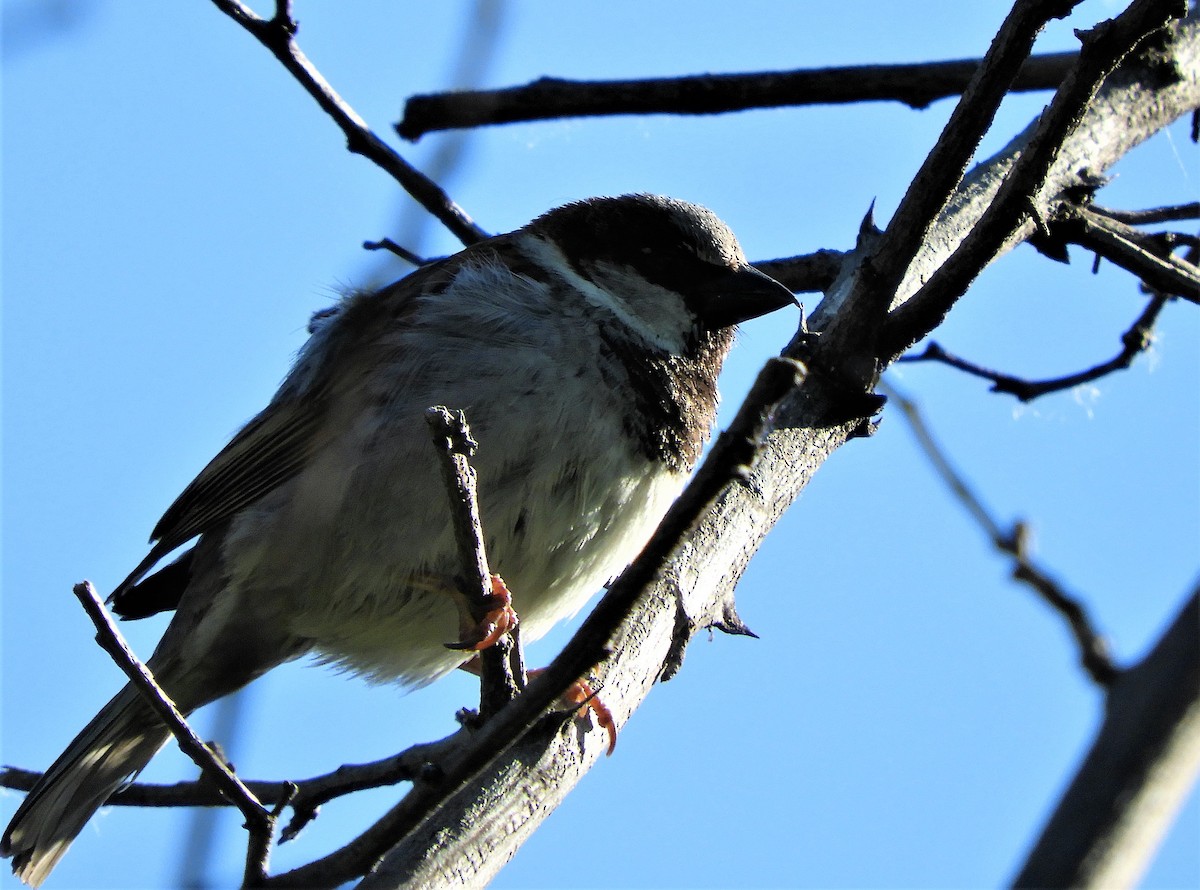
[529,670,617,756]
[445,573,519,651]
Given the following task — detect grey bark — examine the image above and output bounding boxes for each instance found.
[357,14,1200,890]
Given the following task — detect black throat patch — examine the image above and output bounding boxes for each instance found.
[595,321,733,472]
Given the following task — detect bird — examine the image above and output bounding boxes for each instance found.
[2,193,796,886]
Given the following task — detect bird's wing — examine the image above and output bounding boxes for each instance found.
[112,251,477,596]
[149,395,327,553]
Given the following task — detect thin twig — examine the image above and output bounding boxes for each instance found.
[425,406,523,717]
[0,717,467,856]
[362,238,432,267]
[277,733,461,843]
[396,52,1077,139]
[899,290,1170,401]
[879,385,1119,686]
[207,0,486,246]
[70,582,277,886]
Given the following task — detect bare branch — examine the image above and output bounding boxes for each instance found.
[1044,206,1200,303]
[1012,589,1200,889]
[881,0,1190,358]
[396,52,1077,140]
[1,733,470,849]
[1091,201,1200,225]
[754,250,849,295]
[207,0,486,246]
[879,385,1118,686]
[898,293,1170,401]
[362,239,431,267]
[805,0,1093,395]
[801,11,1200,355]
[70,582,277,887]
[424,406,522,717]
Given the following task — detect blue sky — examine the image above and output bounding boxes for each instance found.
[3,2,1198,888]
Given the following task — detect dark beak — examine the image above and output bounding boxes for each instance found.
[696,264,799,329]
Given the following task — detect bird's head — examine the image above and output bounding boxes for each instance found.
[523,194,797,353]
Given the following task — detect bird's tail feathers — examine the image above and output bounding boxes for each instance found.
[2,684,171,888]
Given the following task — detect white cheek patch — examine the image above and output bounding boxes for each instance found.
[519,234,692,353]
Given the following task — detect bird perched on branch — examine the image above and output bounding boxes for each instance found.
[2,194,796,886]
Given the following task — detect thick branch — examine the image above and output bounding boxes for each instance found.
[1012,589,1200,889]
[882,0,1192,358]
[0,734,468,851]
[335,14,1198,887]
[396,52,1077,140]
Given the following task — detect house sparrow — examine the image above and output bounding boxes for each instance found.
[2,194,796,886]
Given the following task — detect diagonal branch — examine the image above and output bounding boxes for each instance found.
[71,582,278,887]
[1046,205,1200,303]
[208,0,487,246]
[880,383,1118,685]
[1012,588,1200,889]
[881,0,1190,358]
[806,0,1091,390]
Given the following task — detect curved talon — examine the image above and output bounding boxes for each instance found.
[445,574,519,651]
[569,678,617,756]
[529,669,618,755]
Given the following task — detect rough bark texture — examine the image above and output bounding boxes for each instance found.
[1012,591,1200,889]
[356,16,1200,889]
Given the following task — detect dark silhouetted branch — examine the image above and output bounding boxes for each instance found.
[881,385,1118,686]
[882,0,1189,359]
[396,52,1077,140]
[208,0,486,246]
[899,293,1170,401]
[755,250,849,295]
[1091,201,1200,225]
[71,581,277,887]
[1045,206,1200,303]
[813,0,1091,372]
